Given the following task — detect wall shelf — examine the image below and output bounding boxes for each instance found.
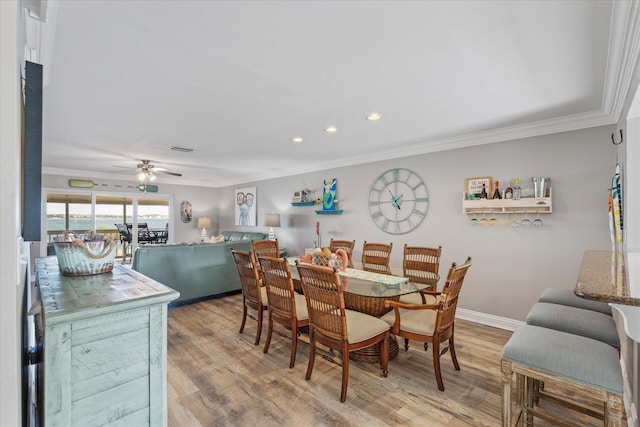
[291,201,316,206]
[462,189,552,214]
[316,210,343,215]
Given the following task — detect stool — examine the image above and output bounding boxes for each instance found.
[526,302,620,348]
[501,325,624,426]
[538,287,612,316]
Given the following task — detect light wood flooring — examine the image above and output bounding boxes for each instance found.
[166,293,622,426]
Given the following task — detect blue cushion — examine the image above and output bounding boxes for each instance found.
[221,231,267,242]
[526,302,619,347]
[538,287,612,316]
[502,325,622,394]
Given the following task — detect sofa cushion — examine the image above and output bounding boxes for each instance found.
[221,231,267,242]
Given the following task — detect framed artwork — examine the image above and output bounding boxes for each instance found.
[235,187,256,226]
[466,177,492,198]
[180,200,192,223]
[292,191,302,202]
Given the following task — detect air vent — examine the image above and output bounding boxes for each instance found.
[170,146,194,153]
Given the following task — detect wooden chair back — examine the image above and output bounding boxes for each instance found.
[329,239,356,268]
[296,263,346,343]
[258,255,309,368]
[252,239,280,259]
[403,245,442,291]
[436,257,472,334]
[231,249,263,308]
[231,248,267,345]
[258,256,297,320]
[361,241,393,274]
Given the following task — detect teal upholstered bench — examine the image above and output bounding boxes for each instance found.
[526,302,620,348]
[501,325,624,426]
[538,287,612,316]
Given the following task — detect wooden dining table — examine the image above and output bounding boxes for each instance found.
[288,258,428,362]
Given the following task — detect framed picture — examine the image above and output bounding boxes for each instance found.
[235,187,256,226]
[292,191,302,202]
[466,177,492,198]
[180,200,192,223]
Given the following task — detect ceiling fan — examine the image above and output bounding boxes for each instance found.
[113,159,182,192]
[135,159,182,181]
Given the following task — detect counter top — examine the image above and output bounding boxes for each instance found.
[36,256,179,325]
[574,250,640,306]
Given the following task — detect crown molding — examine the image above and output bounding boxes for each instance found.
[216,109,614,188]
[602,0,640,122]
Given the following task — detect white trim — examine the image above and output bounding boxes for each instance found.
[620,353,640,427]
[456,308,524,332]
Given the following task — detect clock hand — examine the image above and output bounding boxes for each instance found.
[395,193,404,210]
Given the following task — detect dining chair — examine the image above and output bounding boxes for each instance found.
[296,262,390,402]
[257,255,309,368]
[252,239,280,259]
[329,239,356,268]
[399,245,442,305]
[361,241,393,275]
[114,223,132,263]
[382,257,472,391]
[231,249,268,345]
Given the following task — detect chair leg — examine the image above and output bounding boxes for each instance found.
[380,333,389,378]
[433,339,444,391]
[305,331,316,381]
[263,315,273,354]
[404,337,410,351]
[239,302,248,334]
[289,324,299,369]
[501,360,513,427]
[340,345,350,402]
[254,308,264,345]
[449,335,460,371]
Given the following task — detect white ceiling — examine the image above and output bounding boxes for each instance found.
[35,0,638,187]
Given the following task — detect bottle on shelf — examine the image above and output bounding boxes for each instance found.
[480,183,488,199]
[492,181,502,199]
[504,181,513,199]
[513,178,521,200]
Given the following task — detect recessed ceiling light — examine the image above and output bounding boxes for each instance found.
[291,137,303,143]
[367,113,382,121]
[325,126,337,133]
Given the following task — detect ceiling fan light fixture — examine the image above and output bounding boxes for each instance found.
[148,172,156,181]
[137,172,146,182]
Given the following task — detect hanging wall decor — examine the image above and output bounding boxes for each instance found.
[235,187,256,226]
[180,200,192,223]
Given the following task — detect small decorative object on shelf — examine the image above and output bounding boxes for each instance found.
[504,181,513,199]
[315,178,342,214]
[465,177,492,200]
[492,181,502,199]
[513,178,521,200]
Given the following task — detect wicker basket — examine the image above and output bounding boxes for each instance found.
[53,235,116,276]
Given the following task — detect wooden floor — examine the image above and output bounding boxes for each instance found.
[166,293,622,426]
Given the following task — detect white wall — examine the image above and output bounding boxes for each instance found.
[0,2,25,426]
[218,125,615,322]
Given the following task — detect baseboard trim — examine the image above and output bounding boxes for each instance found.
[456,308,524,332]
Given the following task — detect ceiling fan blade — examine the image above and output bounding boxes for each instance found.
[158,170,182,177]
[148,166,168,172]
[113,164,136,171]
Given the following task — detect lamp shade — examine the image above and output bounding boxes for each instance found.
[265,213,281,228]
[197,217,212,230]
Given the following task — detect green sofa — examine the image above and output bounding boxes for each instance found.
[132,231,267,304]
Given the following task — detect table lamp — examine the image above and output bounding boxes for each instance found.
[197,217,212,242]
[265,213,281,241]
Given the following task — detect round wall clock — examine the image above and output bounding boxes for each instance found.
[368,168,429,234]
